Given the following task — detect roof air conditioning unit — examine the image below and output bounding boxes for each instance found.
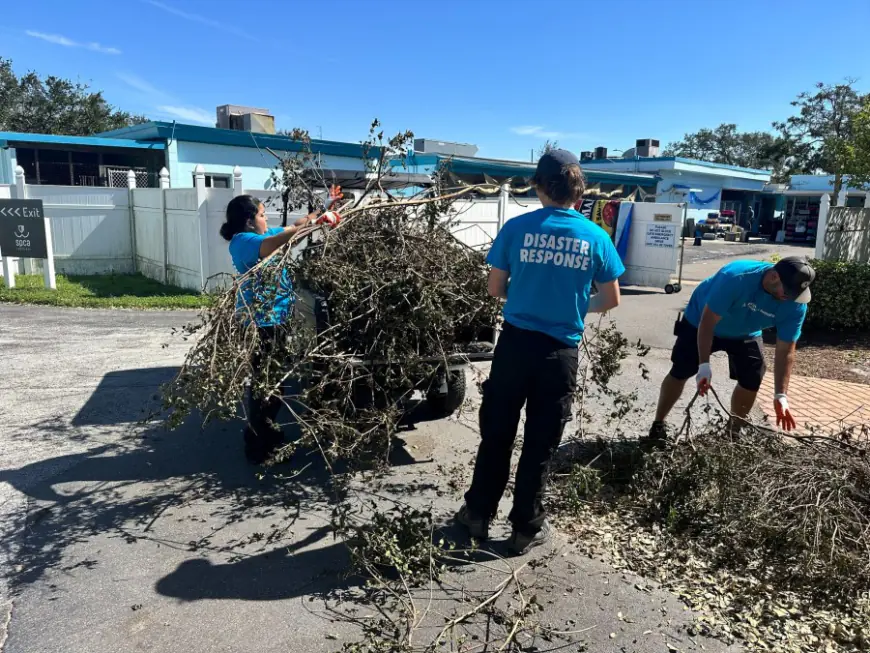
[635,138,660,157]
[413,138,479,157]
[216,104,276,134]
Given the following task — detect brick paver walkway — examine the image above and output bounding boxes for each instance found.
[757,373,870,431]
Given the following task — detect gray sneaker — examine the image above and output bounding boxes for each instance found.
[454,504,490,540]
[507,520,552,556]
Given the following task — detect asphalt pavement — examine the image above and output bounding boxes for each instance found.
[0,239,805,653]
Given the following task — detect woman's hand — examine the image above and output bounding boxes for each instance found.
[317,211,341,228]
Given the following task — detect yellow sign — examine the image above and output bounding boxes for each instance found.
[654,214,672,222]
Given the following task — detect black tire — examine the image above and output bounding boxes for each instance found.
[664,283,676,294]
[673,283,682,293]
[426,370,467,418]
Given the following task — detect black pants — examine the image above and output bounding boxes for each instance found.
[247,326,283,438]
[465,322,579,535]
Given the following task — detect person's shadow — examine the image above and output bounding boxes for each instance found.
[0,366,335,593]
[155,525,354,602]
[2,365,436,602]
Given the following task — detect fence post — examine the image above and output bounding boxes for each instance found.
[194,164,210,291]
[837,187,847,208]
[1,167,22,284]
[233,166,243,197]
[864,192,870,209]
[815,192,831,260]
[14,166,33,275]
[159,167,170,284]
[127,170,138,274]
[4,166,27,280]
[497,183,509,232]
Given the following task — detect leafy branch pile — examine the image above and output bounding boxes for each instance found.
[161,124,499,467]
[551,407,870,653]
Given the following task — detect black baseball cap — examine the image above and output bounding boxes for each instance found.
[774,256,815,304]
[534,149,581,182]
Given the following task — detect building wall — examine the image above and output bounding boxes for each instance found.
[789,175,837,193]
[171,141,367,190]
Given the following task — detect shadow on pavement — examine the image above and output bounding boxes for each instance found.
[618,286,666,297]
[0,366,337,597]
[71,366,178,426]
[154,525,355,602]
[1,364,441,604]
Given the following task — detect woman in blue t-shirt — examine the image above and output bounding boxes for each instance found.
[455,150,624,555]
[219,193,339,464]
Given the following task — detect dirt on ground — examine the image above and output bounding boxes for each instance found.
[763,330,870,384]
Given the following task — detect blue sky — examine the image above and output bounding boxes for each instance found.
[2,0,869,161]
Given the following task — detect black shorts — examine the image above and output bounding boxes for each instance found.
[669,319,767,392]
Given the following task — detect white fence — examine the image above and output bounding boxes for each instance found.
[0,170,133,275]
[130,168,305,291]
[0,165,551,291]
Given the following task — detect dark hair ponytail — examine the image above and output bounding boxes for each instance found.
[220,194,262,241]
[533,164,586,205]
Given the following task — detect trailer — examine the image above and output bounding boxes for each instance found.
[295,286,496,418]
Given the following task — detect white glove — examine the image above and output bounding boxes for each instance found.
[696,362,712,396]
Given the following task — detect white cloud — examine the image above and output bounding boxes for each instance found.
[25,30,121,55]
[509,125,583,140]
[157,105,214,126]
[511,126,544,136]
[143,0,255,40]
[117,73,165,97]
[118,75,212,126]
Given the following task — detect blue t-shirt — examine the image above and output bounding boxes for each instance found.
[684,260,806,341]
[229,227,294,327]
[486,207,625,346]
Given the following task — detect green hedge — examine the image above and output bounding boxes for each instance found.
[805,259,870,330]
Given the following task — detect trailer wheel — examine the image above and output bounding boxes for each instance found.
[665,283,676,294]
[426,370,467,418]
[673,283,682,293]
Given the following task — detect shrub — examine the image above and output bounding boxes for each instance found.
[805,259,870,330]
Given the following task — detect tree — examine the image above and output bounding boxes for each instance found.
[536,139,559,158]
[663,123,789,174]
[0,58,148,136]
[843,97,870,191]
[774,80,867,203]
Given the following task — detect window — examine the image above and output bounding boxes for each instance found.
[194,173,232,188]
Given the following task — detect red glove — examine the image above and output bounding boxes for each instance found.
[317,211,341,227]
[325,184,343,209]
[774,394,796,431]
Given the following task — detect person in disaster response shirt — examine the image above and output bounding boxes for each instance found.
[648,256,816,443]
[455,149,625,556]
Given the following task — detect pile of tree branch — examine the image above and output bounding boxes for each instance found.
[161,126,499,466]
[552,407,870,652]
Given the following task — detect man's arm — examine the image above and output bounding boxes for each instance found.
[697,305,722,364]
[774,338,796,395]
[487,268,509,299]
[588,280,620,313]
